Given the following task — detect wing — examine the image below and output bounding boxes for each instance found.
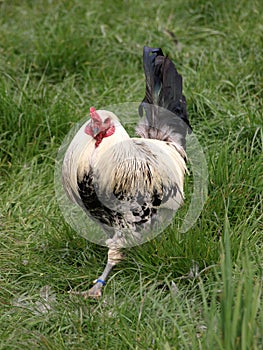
[77,139,186,246]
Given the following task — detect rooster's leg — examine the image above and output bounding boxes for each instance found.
[70,248,123,298]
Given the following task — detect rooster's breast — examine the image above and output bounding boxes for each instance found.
[76,139,185,242]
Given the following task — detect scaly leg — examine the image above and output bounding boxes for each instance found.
[70,248,123,299]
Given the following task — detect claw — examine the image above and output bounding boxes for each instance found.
[69,280,105,299]
[87,282,103,298]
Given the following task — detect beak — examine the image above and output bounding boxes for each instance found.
[92,126,100,137]
[89,119,101,137]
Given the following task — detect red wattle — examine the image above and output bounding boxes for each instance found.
[84,124,93,136]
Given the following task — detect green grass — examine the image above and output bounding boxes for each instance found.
[0,0,262,349]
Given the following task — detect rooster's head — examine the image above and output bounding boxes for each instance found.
[85,107,116,147]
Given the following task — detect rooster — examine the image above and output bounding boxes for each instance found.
[62,46,191,297]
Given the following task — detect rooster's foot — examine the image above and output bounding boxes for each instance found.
[69,280,105,299]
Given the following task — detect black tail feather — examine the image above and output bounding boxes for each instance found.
[137,46,191,148]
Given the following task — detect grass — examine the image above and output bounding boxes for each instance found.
[0,0,262,348]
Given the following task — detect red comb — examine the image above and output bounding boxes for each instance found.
[89,106,101,122]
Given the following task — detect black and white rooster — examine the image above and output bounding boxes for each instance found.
[62,46,191,297]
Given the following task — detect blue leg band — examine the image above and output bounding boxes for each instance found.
[96,279,106,286]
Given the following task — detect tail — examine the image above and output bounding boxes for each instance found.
[137,46,191,149]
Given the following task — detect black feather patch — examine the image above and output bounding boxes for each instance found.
[138,46,191,149]
[77,168,177,236]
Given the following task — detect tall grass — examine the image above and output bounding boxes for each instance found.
[0,0,262,349]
